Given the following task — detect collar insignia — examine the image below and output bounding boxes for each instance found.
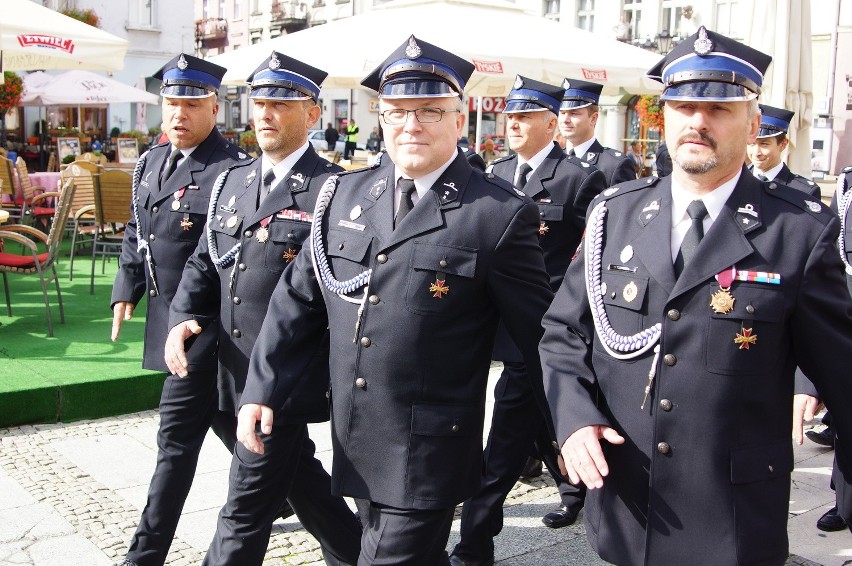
[245,169,257,186]
[440,180,459,203]
[369,177,388,199]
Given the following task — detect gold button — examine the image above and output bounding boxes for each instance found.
[657,442,670,454]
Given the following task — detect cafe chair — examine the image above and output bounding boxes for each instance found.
[47,152,58,173]
[60,162,100,280]
[0,157,21,223]
[0,180,76,336]
[90,170,132,294]
[15,157,55,228]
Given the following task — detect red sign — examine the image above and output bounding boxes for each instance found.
[582,69,608,81]
[17,34,75,54]
[468,97,506,113]
[472,60,504,74]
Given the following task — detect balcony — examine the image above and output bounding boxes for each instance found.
[195,18,229,50]
[270,0,309,34]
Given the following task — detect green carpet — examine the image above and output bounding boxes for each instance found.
[0,238,164,427]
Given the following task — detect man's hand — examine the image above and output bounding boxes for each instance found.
[559,425,625,489]
[237,403,274,455]
[793,394,823,445]
[111,302,134,341]
[163,320,203,377]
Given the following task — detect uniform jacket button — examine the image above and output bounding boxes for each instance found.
[232,329,241,338]
[360,336,371,347]
[657,442,671,454]
[244,230,253,238]
[288,232,295,239]
[150,234,156,241]
[184,203,190,209]
[355,377,366,389]
[667,309,680,321]
[663,354,677,366]
[451,424,460,432]
[238,263,247,271]
[659,399,673,411]
[368,295,379,305]
[339,243,345,250]
[439,259,448,268]
[376,253,388,264]
[152,206,159,213]
[149,289,157,297]
[233,296,241,305]
[746,304,755,314]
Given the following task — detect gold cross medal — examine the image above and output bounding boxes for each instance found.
[539,222,549,235]
[256,215,272,243]
[180,215,193,230]
[429,278,449,298]
[734,326,757,350]
[283,248,297,263]
[711,267,736,314]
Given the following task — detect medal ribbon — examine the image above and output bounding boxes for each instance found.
[716,267,781,286]
[260,214,274,229]
[174,187,186,201]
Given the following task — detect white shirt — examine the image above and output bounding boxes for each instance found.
[515,142,553,186]
[261,141,310,193]
[393,152,457,217]
[752,161,784,181]
[669,170,741,262]
[568,137,596,159]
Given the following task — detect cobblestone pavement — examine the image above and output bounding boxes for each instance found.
[1,401,850,564]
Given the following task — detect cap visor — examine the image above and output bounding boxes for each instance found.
[161,85,215,98]
[380,79,457,99]
[503,100,553,114]
[249,86,312,101]
[559,99,594,110]
[756,127,785,138]
[661,82,756,102]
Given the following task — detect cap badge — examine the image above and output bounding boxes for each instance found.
[405,37,422,59]
[693,26,713,55]
[177,54,189,71]
[562,79,571,89]
[268,52,281,71]
[513,76,523,90]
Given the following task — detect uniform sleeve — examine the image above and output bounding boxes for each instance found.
[539,235,612,444]
[572,168,607,226]
[240,243,329,410]
[610,155,639,186]
[168,233,220,330]
[110,204,147,309]
[487,202,555,430]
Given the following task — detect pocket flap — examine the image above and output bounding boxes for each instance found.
[211,215,243,237]
[710,285,783,322]
[177,192,209,214]
[537,203,564,221]
[730,440,792,484]
[602,271,648,312]
[269,219,309,244]
[326,228,371,262]
[410,242,477,278]
[411,404,479,437]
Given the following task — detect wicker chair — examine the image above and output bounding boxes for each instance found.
[90,169,132,294]
[0,179,76,336]
[15,157,55,226]
[61,162,99,279]
[0,157,21,223]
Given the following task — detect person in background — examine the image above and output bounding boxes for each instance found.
[343,117,358,160]
[111,53,251,566]
[367,126,382,151]
[479,138,500,164]
[655,139,673,177]
[747,104,820,198]
[540,27,852,565]
[324,121,340,151]
[558,78,636,186]
[626,140,643,177]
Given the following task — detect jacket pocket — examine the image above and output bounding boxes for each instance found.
[167,192,209,240]
[265,219,311,272]
[406,404,481,502]
[598,271,648,337]
[405,242,477,316]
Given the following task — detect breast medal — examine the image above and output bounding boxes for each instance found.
[711,267,736,315]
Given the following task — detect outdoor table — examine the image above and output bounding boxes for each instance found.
[29,172,62,192]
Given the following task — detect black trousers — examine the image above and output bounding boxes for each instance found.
[126,370,236,566]
[344,141,356,160]
[357,501,453,565]
[453,361,585,561]
[203,423,362,566]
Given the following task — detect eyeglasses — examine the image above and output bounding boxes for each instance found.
[380,108,460,125]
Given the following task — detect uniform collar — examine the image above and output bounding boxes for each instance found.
[753,161,784,181]
[262,140,310,187]
[671,169,741,227]
[394,150,456,199]
[517,141,554,175]
[569,137,596,158]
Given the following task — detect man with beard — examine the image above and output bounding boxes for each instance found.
[164,52,361,566]
[540,27,852,565]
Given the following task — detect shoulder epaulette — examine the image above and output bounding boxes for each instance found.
[220,140,251,161]
[483,169,525,199]
[594,175,660,200]
[763,180,831,222]
[490,154,514,166]
[226,156,259,172]
[566,154,593,170]
[603,147,629,160]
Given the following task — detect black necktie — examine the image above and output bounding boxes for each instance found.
[259,169,276,205]
[567,149,576,158]
[674,200,708,277]
[162,148,182,183]
[757,174,769,182]
[395,178,416,229]
[516,163,532,189]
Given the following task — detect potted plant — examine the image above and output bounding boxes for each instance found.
[0,71,23,145]
[239,129,259,156]
[635,95,664,131]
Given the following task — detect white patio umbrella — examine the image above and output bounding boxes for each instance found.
[0,0,129,72]
[209,0,662,97]
[21,70,159,106]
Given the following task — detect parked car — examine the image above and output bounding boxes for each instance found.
[308,129,346,153]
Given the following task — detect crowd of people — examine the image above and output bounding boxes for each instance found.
[109,25,852,566]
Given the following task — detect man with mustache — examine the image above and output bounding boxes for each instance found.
[540,27,852,565]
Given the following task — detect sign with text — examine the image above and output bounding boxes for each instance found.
[469,97,506,113]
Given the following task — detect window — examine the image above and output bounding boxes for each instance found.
[203,0,210,19]
[577,0,594,31]
[715,0,741,38]
[661,1,682,36]
[250,0,260,13]
[219,0,226,18]
[234,0,242,18]
[543,0,560,21]
[622,0,643,43]
[129,0,155,26]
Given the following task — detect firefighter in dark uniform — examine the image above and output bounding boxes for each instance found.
[236,35,553,565]
[540,27,852,565]
[111,54,250,566]
[164,52,361,566]
[450,76,606,566]
[747,104,820,198]
[558,78,637,185]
